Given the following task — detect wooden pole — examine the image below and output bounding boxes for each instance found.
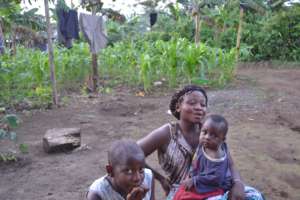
[0,21,4,54]
[0,21,2,39]
[236,7,244,62]
[12,25,16,55]
[44,0,58,105]
[92,53,98,92]
[194,14,200,46]
[71,0,74,9]
[91,7,98,93]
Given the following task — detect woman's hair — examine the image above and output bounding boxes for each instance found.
[169,85,208,120]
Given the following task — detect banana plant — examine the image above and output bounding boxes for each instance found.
[0,0,21,55]
[0,0,47,55]
[174,0,226,45]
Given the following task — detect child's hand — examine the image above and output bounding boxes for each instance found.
[126,186,149,200]
[182,178,193,191]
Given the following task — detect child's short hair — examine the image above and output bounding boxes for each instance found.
[205,114,228,136]
[169,85,208,120]
[108,139,145,166]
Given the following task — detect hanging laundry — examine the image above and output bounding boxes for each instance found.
[57,8,79,48]
[150,12,158,27]
[79,13,107,53]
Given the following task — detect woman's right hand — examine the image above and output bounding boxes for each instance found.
[229,181,245,200]
[158,177,171,196]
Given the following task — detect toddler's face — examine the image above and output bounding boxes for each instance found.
[199,119,225,150]
[112,155,145,195]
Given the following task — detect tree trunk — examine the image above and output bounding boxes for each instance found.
[236,7,244,62]
[44,0,58,105]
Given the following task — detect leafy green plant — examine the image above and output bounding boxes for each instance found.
[0,153,17,162]
[19,143,29,154]
[0,114,21,162]
[0,114,19,140]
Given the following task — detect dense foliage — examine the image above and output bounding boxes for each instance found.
[106,1,300,62]
[243,4,300,61]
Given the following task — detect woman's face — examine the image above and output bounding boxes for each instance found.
[177,91,207,124]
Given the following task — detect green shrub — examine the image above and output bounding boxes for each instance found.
[0,114,21,162]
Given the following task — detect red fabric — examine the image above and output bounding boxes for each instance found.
[173,186,224,200]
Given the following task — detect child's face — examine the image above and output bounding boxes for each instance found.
[199,119,225,150]
[177,91,207,124]
[112,155,145,195]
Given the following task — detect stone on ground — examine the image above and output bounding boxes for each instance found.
[43,128,81,153]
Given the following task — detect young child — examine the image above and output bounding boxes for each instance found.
[174,114,232,200]
[87,139,154,200]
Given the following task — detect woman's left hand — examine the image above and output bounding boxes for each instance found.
[229,181,245,200]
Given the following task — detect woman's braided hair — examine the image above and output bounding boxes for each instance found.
[169,85,208,120]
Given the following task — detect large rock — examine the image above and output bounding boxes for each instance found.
[43,128,81,153]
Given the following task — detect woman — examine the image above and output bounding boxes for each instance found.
[138,85,258,200]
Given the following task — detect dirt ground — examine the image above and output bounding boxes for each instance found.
[1,64,300,200]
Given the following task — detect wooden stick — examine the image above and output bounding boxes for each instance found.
[194,14,200,46]
[236,7,244,62]
[44,0,58,105]
[91,6,99,93]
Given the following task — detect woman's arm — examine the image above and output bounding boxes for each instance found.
[228,151,245,200]
[138,124,172,194]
